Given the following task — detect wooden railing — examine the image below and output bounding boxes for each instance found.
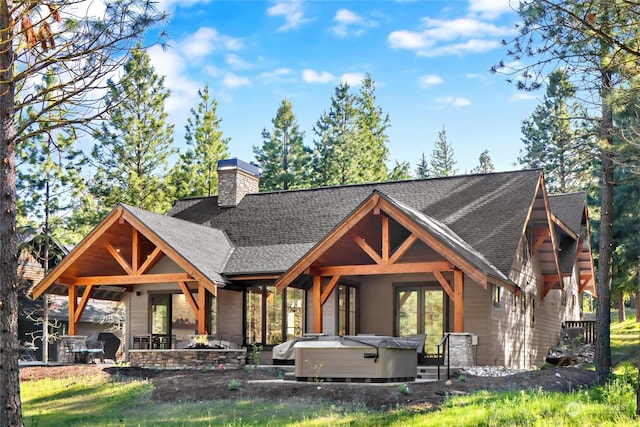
[562,320,596,344]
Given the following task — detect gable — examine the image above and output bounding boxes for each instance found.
[276,190,517,293]
[31,204,233,301]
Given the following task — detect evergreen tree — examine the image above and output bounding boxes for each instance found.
[171,85,230,198]
[354,73,390,182]
[311,83,358,186]
[91,42,175,214]
[388,160,412,181]
[254,98,311,191]
[518,69,594,193]
[415,153,431,178]
[311,75,391,186]
[430,126,457,177]
[471,150,495,174]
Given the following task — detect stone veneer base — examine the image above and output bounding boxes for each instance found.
[129,349,247,370]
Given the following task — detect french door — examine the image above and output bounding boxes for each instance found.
[395,285,447,354]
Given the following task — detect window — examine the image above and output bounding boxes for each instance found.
[492,285,501,307]
[286,288,304,341]
[149,292,202,349]
[209,294,217,337]
[246,285,304,345]
[246,286,263,344]
[338,284,358,335]
[530,292,535,327]
[521,293,527,314]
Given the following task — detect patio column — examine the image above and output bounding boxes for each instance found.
[453,269,464,332]
[68,285,78,335]
[197,284,207,334]
[313,275,322,333]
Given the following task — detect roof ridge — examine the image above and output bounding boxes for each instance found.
[245,168,542,198]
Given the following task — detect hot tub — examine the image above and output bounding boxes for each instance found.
[294,335,418,382]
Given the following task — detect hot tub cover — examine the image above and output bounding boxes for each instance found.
[293,335,420,350]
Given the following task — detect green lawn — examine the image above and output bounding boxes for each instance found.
[22,315,640,426]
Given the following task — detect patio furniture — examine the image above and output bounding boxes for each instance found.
[85,340,105,363]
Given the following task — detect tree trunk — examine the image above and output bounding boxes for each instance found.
[635,290,640,322]
[0,1,22,424]
[595,69,614,385]
[618,292,626,322]
[0,94,21,427]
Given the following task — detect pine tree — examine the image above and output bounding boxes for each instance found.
[415,153,431,178]
[311,75,391,186]
[91,42,175,214]
[254,98,311,191]
[471,150,495,174]
[430,126,457,177]
[171,85,230,198]
[311,83,358,186]
[518,69,594,193]
[354,73,390,182]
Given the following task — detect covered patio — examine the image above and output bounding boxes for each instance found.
[30,204,229,359]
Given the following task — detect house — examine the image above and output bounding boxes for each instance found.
[31,159,595,368]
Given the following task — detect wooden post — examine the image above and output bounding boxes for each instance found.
[198,284,207,334]
[454,269,464,332]
[68,285,78,335]
[313,275,322,333]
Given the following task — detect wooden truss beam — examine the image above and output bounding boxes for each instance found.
[68,273,197,286]
[307,261,452,277]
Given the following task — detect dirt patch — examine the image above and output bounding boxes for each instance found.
[20,364,598,411]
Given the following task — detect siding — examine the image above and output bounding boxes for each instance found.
[216,288,243,344]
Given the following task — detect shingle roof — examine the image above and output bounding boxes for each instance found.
[381,192,510,281]
[123,205,233,284]
[548,192,586,234]
[169,169,543,277]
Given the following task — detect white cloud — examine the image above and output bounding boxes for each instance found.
[267,0,310,31]
[419,39,501,57]
[182,27,243,59]
[302,69,334,83]
[468,0,514,19]
[436,96,471,107]
[223,73,251,88]
[388,16,514,57]
[419,75,444,88]
[147,45,201,126]
[156,0,213,13]
[510,92,538,101]
[388,30,433,49]
[260,68,293,79]
[226,54,253,70]
[340,72,365,86]
[331,9,376,37]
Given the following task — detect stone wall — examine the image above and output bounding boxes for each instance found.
[444,333,475,367]
[129,349,247,370]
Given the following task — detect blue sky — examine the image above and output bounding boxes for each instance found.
[146,0,540,174]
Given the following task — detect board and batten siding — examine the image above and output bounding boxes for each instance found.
[216,288,243,344]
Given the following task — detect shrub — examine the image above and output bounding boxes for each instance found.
[228,379,241,391]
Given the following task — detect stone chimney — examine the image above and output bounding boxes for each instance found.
[217,158,260,207]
